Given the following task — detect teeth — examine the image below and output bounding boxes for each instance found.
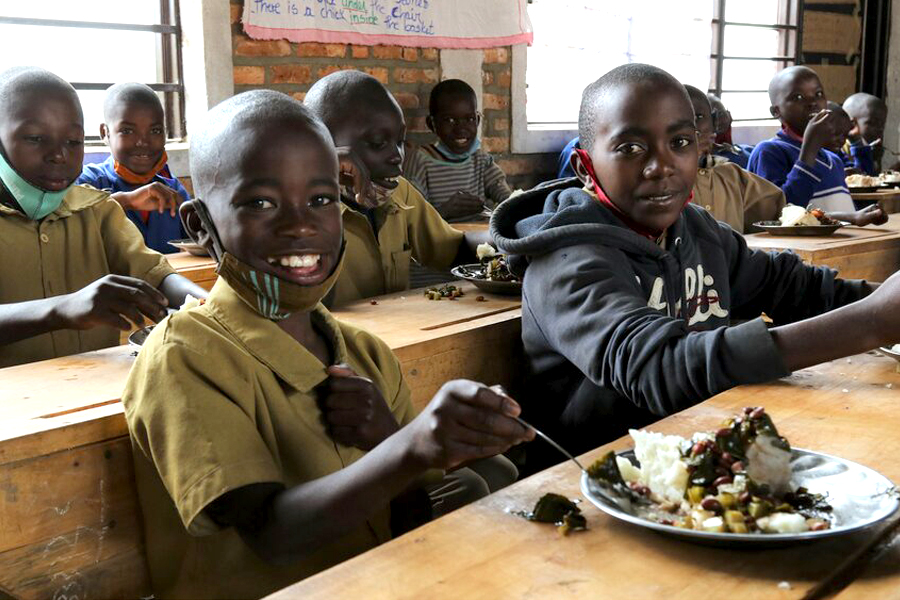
[268,254,319,268]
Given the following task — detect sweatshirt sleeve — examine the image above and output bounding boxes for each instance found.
[748,141,818,208]
[737,167,786,231]
[848,141,877,176]
[522,244,790,417]
[713,218,872,322]
[482,154,512,209]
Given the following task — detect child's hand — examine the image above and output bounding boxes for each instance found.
[848,119,863,144]
[53,274,169,331]
[851,204,888,226]
[406,381,534,471]
[442,191,485,220]
[319,364,400,450]
[802,110,835,151]
[335,146,392,209]
[113,183,181,217]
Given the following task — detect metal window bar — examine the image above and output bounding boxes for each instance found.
[0,5,185,141]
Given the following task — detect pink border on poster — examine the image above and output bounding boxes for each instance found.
[243,24,533,48]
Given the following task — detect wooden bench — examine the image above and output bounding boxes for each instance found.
[0,284,523,599]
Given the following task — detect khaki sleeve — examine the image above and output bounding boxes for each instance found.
[402,181,465,270]
[123,325,283,536]
[740,168,787,233]
[95,197,175,286]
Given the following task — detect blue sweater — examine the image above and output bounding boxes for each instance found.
[837,141,876,176]
[77,156,188,254]
[748,130,854,211]
[713,144,753,169]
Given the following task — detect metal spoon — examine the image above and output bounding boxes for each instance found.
[514,416,587,473]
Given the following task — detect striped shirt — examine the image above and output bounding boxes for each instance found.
[404,144,512,220]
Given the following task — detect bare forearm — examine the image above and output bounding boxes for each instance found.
[0,297,66,345]
[770,293,884,371]
[159,273,208,308]
[241,427,425,563]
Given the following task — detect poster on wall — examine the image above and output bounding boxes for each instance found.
[242,0,533,48]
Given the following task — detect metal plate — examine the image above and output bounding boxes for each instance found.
[581,448,899,547]
[848,185,891,193]
[753,221,844,236]
[878,346,900,362]
[169,239,210,256]
[450,264,522,296]
[128,325,155,348]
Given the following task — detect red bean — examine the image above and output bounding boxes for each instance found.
[738,491,751,504]
[720,452,735,465]
[712,475,733,488]
[716,427,732,438]
[750,407,766,419]
[743,406,754,415]
[810,521,829,531]
[691,441,707,456]
[700,497,722,512]
[731,461,744,473]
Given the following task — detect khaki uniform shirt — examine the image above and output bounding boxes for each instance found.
[123,277,416,600]
[0,184,174,367]
[332,176,464,306]
[691,162,786,233]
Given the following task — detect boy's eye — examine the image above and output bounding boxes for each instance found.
[615,143,644,156]
[672,136,694,150]
[368,140,388,150]
[68,138,84,146]
[247,197,275,209]
[151,127,164,135]
[24,135,43,143]
[120,128,133,135]
[310,195,335,207]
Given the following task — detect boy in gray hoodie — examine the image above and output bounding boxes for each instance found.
[492,64,900,463]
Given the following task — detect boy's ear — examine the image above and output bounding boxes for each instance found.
[425,115,436,133]
[570,150,592,188]
[180,199,217,258]
[769,105,780,119]
[99,123,109,144]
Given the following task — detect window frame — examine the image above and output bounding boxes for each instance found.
[0,0,188,144]
[708,0,803,123]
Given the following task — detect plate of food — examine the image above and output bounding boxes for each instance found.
[582,407,899,547]
[450,243,522,295]
[878,344,900,362]
[846,174,890,193]
[879,171,900,188]
[754,204,844,236]
[169,239,210,256]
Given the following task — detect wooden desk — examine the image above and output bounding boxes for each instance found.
[0,283,522,599]
[165,251,217,290]
[851,188,900,213]
[450,220,490,233]
[268,352,900,600]
[745,213,900,281]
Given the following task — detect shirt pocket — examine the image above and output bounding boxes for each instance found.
[388,245,413,292]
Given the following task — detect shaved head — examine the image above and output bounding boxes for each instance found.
[189,89,333,200]
[103,82,162,123]
[304,70,400,138]
[579,63,689,153]
[843,92,886,119]
[684,85,711,114]
[768,65,820,105]
[0,66,81,124]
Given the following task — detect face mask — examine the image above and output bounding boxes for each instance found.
[0,148,70,220]
[192,198,345,320]
[574,148,692,241]
[434,138,481,161]
[113,150,169,186]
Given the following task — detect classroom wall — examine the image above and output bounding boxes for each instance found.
[227,0,558,191]
[885,0,900,161]
[800,1,864,103]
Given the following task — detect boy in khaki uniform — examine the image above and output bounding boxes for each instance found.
[122,90,532,599]
[0,67,206,368]
[304,71,489,306]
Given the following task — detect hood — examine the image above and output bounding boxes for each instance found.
[491,177,687,276]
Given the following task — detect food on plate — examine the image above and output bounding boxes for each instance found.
[778,204,839,227]
[457,244,519,283]
[846,173,881,188]
[881,171,900,184]
[475,242,497,261]
[588,407,832,534]
[517,493,587,535]
[424,283,464,300]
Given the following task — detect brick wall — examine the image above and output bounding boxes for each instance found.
[801,1,863,102]
[228,0,557,191]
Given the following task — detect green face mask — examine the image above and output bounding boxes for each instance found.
[192,198,345,320]
[217,245,345,320]
[0,148,70,220]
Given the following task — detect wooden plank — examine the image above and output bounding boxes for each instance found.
[165,251,217,290]
[450,221,489,233]
[267,352,900,599]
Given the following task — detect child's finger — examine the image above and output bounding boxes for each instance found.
[326,363,357,378]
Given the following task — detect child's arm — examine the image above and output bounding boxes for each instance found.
[826,204,887,227]
[847,120,878,176]
[0,275,168,345]
[111,182,181,217]
[748,142,817,208]
[483,158,513,209]
[799,110,835,168]
[158,273,209,306]
[441,191,486,221]
[204,381,532,565]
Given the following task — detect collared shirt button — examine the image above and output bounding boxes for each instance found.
[40,233,49,243]
[705,205,712,211]
[698,169,707,175]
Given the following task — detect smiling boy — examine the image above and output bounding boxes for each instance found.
[748,67,885,225]
[77,82,188,253]
[304,71,489,306]
[491,64,900,460]
[123,90,531,599]
[0,67,205,368]
[404,79,512,221]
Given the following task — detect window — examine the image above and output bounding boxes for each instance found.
[709,0,802,124]
[0,1,186,143]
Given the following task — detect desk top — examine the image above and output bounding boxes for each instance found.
[0,283,521,463]
[165,250,216,272]
[744,213,900,256]
[268,352,900,600]
[850,188,900,202]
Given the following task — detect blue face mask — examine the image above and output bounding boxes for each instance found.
[0,149,70,220]
[434,138,481,161]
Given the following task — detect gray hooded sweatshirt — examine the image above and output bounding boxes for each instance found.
[491,178,870,455]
